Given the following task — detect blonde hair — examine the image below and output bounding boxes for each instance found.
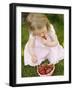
[26,13,51,31]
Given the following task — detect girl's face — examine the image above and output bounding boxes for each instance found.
[32,26,48,37]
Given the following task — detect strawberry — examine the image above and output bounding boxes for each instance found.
[42,36,47,40]
[39,69,46,75]
[38,64,54,75]
[38,65,46,75]
[46,68,52,74]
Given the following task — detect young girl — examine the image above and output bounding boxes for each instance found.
[24,13,64,66]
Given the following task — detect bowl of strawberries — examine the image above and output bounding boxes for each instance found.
[37,64,55,76]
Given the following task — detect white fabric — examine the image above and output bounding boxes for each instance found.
[24,24,64,66]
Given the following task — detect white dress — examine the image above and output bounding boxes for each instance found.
[24,24,64,66]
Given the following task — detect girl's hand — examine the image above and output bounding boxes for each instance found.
[31,54,37,63]
[38,33,49,46]
[44,33,51,41]
[39,33,51,46]
[40,37,48,46]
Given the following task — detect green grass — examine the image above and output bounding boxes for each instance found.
[53,60,64,75]
[22,57,64,77]
[21,14,64,77]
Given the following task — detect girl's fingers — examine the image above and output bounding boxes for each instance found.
[31,55,38,63]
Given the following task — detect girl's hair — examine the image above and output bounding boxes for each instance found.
[26,13,51,31]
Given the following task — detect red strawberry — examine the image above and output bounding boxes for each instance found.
[46,65,53,74]
[38,65,46,75]
[38,64,54,75]
[39,69,46,75]
[46,68,52,74]
[42,36,47,40]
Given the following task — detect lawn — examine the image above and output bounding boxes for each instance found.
[21,13,64,77]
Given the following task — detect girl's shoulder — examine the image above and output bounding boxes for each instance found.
[48,24,58,40]
[49,24,56,34]
[29,32,33,38]
[29,32,35,40]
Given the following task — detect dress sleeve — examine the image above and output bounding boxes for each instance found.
[29,32,34,40]
[49,24,58,41]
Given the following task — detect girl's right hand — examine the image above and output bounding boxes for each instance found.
[31,54,37,63]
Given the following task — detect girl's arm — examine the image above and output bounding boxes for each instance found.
[44,24,58,47]
[40,24,58,47]
[46,33,58,47]
[46,37,58,47]
[40,34,58,47]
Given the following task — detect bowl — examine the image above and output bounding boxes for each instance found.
[37,64,55,76]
